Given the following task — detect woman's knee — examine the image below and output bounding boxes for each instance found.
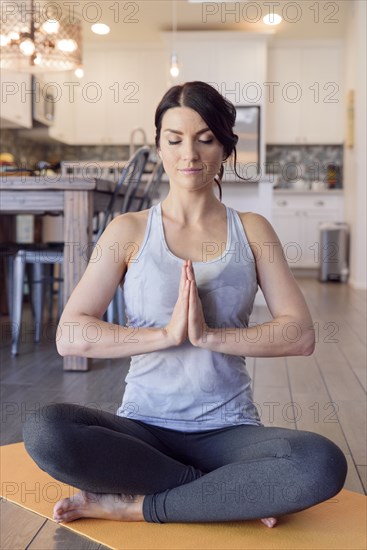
[22,403,75,464]
[298,431,348,499]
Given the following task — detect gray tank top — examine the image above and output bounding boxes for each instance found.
[117,201,262,431]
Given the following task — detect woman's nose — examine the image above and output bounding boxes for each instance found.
[182,141,199,161]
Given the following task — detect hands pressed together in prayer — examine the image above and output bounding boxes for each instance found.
[164,260,209,347]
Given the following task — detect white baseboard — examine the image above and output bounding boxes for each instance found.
[348,277,367,290]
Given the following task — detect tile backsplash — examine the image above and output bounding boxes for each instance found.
[266,144,343,188]
[1,129,343,189]
[0,129,131,169]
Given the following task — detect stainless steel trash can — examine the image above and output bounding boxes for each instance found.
[319,222,350,282]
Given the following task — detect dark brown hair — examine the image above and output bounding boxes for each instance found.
[155,81,248,201]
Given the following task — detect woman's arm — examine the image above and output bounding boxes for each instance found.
[56,214,173,358]
[194,212,316,357]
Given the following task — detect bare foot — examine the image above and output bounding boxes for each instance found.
[53,490,277,527]
[53,491,145,523]
[261,517,278,528]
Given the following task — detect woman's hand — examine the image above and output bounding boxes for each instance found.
[164,261,190,346]
[186,260,209,347]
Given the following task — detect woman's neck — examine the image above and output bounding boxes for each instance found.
[161,192,224,226]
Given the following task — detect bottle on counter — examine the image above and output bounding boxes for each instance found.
[326,163,341,189]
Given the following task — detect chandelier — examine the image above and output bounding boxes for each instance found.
[0,0,82,72]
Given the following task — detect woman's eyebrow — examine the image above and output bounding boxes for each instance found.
[163,128,211,135]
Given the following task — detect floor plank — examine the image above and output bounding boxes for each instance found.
[27,516,107,550]
[343,456,366,494]
[0,499,46,550]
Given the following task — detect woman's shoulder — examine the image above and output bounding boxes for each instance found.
[107,208,151,238]
[235,210,279,244]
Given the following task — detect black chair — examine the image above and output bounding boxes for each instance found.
[132,160,164,212]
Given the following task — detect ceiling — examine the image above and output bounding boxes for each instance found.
[82,0,350,45]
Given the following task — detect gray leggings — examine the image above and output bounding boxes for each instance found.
[22,403,347,523]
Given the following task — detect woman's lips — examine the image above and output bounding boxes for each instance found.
[179,168,203,174]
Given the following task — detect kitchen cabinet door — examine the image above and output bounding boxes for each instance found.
[48,71,76,143]
[272,193,345,268]
[67,46,167,145]
[266,42,344,145]
[164,32,267,105]
[73,51,108,145]
[266,48,302,144]
[301,47,344,144]
[272,210,304,268]
[0,71,32,129]
[105,48,167,145]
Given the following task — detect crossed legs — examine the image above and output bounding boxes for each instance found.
[23,403,347,525]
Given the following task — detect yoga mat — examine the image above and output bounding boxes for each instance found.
[1,442,366,550]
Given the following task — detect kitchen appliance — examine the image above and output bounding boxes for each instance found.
[319,222,349,283]
[32,77,55,126]
[232,105,261,177]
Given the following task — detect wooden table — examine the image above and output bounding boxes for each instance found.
[0,175,135,371]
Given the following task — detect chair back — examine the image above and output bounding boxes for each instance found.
[135,161,164,211]
[95,146,150,241]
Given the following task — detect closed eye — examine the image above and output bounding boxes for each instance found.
[168,139,214,145]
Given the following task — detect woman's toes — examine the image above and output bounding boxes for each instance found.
[53,498,78,520]
[261,517,278,528]
[54,510,80,523]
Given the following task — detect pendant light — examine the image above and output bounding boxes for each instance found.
[0,0,82,73]
[170,0,179,78]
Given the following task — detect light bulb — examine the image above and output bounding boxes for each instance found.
[57,39,77,52]
[19,39,35,56]
[74,67,84,78]
[91,23,110,35]
[34,54,42,65]
[263,13,282,25]
[9,31,20,40]
[170,64,179,78]
[170,53,179,78]
[42,20,60,34]
[0,34,9,46]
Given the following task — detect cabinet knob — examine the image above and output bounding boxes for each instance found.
[277,200,288,206]
[314,200,325,206]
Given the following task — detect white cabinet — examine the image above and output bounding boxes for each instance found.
[165,32,268,100]
[50,46,167,145]
[48,71,76,143]
[48,33,269,146]
[73,51,107,145]
[0,71,32,128]
[266,41,344,144]
[104,49,167,145]
[272,193,344,268]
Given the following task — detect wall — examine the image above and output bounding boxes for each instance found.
[343,0,367,289]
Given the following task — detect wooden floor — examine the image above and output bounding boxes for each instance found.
[1,276,366,549]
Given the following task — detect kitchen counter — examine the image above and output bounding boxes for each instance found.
[274,188,344,195]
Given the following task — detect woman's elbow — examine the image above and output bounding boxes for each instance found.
[300,327,316,356]
[55,320,89,357]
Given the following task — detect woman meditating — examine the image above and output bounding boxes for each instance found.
[23,81,347,527]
